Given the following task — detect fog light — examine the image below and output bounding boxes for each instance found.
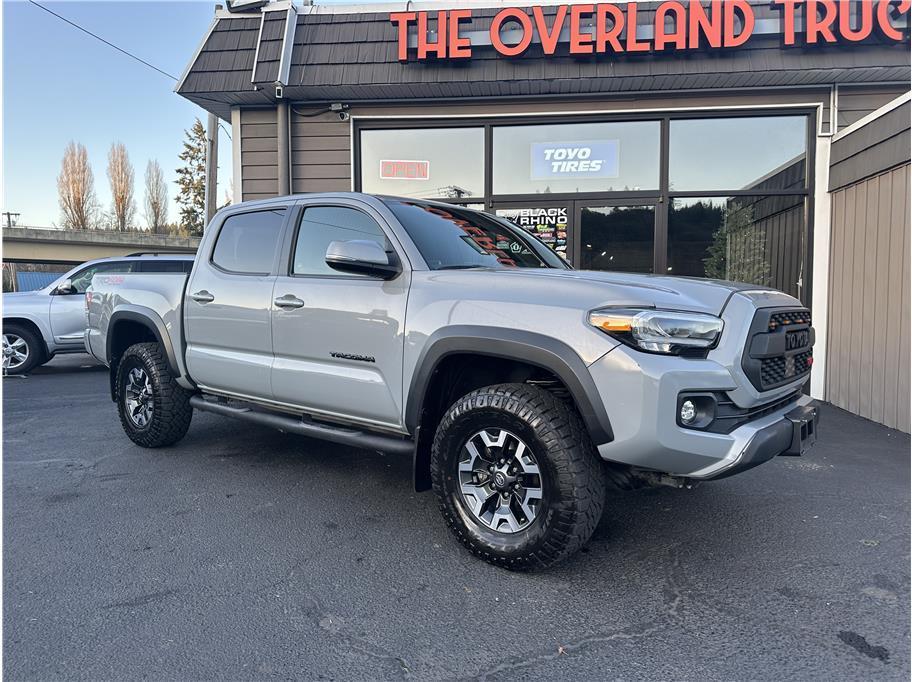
[680,400,697,424]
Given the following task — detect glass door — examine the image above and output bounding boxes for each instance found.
[494,202,572,261]
[573,200,659,273]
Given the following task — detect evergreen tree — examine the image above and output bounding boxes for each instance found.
[175,118,207,236]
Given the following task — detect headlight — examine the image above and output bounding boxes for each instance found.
[588,307,723,355]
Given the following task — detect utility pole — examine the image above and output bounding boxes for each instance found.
[2,212,20,229]
[204,112,219,227]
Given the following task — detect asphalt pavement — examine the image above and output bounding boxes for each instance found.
[4,354,910,680]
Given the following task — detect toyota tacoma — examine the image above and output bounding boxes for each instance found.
[86,194,819,570]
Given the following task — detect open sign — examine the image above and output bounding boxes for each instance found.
[380,159,430,180]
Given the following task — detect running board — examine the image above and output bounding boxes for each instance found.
[189,395,414,455]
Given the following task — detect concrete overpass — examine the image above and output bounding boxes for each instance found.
[3,227,200,264]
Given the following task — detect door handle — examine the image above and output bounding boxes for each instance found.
[274,295,305,309]
[190,290,215,303]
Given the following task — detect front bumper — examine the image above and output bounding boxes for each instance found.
[589,344,817,480]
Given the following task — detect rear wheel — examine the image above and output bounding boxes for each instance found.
[116,342,192,447]
[2,324,44,375]
[431,383,606,571]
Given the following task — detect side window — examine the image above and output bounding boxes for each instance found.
[70,261,134,294]
[212,209,286,275]
[292,206,389,277]
[138,260,192,273]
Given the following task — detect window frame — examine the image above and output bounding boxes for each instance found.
[208,206,290,277]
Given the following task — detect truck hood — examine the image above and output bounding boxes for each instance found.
[430,268,767,316]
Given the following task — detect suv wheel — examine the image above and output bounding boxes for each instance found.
[2,324,44,375]
[116,342,192,447]
[431,383,606,570]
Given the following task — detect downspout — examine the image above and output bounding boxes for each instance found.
[275,3,297,196]
[277,101,291,196]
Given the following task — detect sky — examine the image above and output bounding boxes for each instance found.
[3,1,237,227]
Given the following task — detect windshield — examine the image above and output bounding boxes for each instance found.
[383,199,567,270]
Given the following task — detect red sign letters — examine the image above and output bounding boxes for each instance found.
[390,0,910,62]
[380,160,430,180]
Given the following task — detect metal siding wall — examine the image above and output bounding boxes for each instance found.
[290,111,351,193]
[240,108,278,200]
[826,164,911,432]
[837,85,909,130]
[830,101,911,191]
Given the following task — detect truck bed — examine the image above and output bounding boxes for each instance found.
[85,271,191,386]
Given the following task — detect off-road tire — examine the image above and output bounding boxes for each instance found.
[2,323,45,375]
[431,383,606,571]
[116,342,192,448]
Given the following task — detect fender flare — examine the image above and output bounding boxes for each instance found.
[107,307,182,379]
[2,313,52,358]
[405,326,614,445]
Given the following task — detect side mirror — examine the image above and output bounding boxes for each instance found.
[54,279,76,295]
[325,240,400,279]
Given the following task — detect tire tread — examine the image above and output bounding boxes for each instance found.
[431,383,606,570]
[116,342,192,447]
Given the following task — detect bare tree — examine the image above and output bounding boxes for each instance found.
[144,159,169,233]
[57,142,97,229]
[107,142,136,231]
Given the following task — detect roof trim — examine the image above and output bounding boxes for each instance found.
[297,0,643,13]
[250,12,267,84]
[215,0,295,19]
[175,16,218,94]
[833,90,912,140]
[277,5,298,86]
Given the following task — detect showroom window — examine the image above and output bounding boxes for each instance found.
[492,120,661,196]
[356,111,812,302]
[667,195,806,299]
[359,127,485,200]
[669,116,808,192]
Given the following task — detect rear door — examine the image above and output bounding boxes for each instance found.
[184,206,289,400]
[50,260,135,346]
[270,199,410,430]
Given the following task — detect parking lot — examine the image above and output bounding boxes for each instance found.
[3,354,910,680]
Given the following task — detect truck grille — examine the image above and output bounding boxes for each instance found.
[760,350,813,387]
[742,307,814,391]
[768,310,811,330]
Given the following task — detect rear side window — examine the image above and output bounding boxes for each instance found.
[71,261,135,293]
[138,260,193,273]
[212,209,286,274]
[292,206,389,277]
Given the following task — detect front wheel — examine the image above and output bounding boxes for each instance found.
[2,324,45,375]
[431,383,606,571]
[116,342,192,447]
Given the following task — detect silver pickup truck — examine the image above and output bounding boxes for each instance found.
[87,193,819,569]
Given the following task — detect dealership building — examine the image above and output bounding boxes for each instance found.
[177,0,911,431]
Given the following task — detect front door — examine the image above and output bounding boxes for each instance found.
[184,206,289,399]
[270,200,408,431]
[494,200,661,272]
[573,200,660,273]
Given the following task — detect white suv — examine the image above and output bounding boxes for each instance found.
[2,254,193,374]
